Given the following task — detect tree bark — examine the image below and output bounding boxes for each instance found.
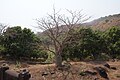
[53,40,63,67]
[55,52,62,67]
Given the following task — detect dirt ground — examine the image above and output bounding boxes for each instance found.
[1,60,120,80]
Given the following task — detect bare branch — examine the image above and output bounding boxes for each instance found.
[36,8,89,66]
[0,23,8,35]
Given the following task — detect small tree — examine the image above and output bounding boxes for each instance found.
[36,8,89,67]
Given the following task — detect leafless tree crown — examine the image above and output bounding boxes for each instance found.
[36,9,89,54]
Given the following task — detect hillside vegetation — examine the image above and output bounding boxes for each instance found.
[87,13,120,30]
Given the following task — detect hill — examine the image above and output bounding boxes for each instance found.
[86,13,120,30]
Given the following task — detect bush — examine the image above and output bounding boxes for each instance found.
[30,50,48,61]
[96,53,110,61]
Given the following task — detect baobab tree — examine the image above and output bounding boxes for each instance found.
[36,8,89,67]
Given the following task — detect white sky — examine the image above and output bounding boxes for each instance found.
[0,0,120,32]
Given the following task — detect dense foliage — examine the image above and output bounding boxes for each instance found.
[0,26,120,61]
[0,26,48,60]
[103,26,120,59]
[62,26,120,61]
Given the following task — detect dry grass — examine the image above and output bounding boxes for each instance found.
[1,60,120,80]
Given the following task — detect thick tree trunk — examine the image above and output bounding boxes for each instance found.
[55,52,62,67]
[53,41,63,67]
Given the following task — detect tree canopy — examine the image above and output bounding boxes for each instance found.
[1,26,48,60]
[103,26,120,59]
[62,26,120,61]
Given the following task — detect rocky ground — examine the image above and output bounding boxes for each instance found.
[0,60,120,80]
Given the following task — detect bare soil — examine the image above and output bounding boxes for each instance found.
[1,60,120,80]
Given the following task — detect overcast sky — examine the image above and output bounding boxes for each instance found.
[0,0,120,32]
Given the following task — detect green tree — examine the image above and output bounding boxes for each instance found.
[2,26,47,60]
[103,26,120,59]
[62,28,104,60]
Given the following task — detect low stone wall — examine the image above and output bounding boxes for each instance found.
[0,63,31,80]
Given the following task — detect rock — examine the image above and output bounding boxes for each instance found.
[94,67,109,79]
[111,67,117,70]
[41,72,48,76]
[99,69,108,79]
[19,69,31,80]
[50,71,55,75]
[79,70,97,76]
[84,70,97,75]
[104,63,110,69]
